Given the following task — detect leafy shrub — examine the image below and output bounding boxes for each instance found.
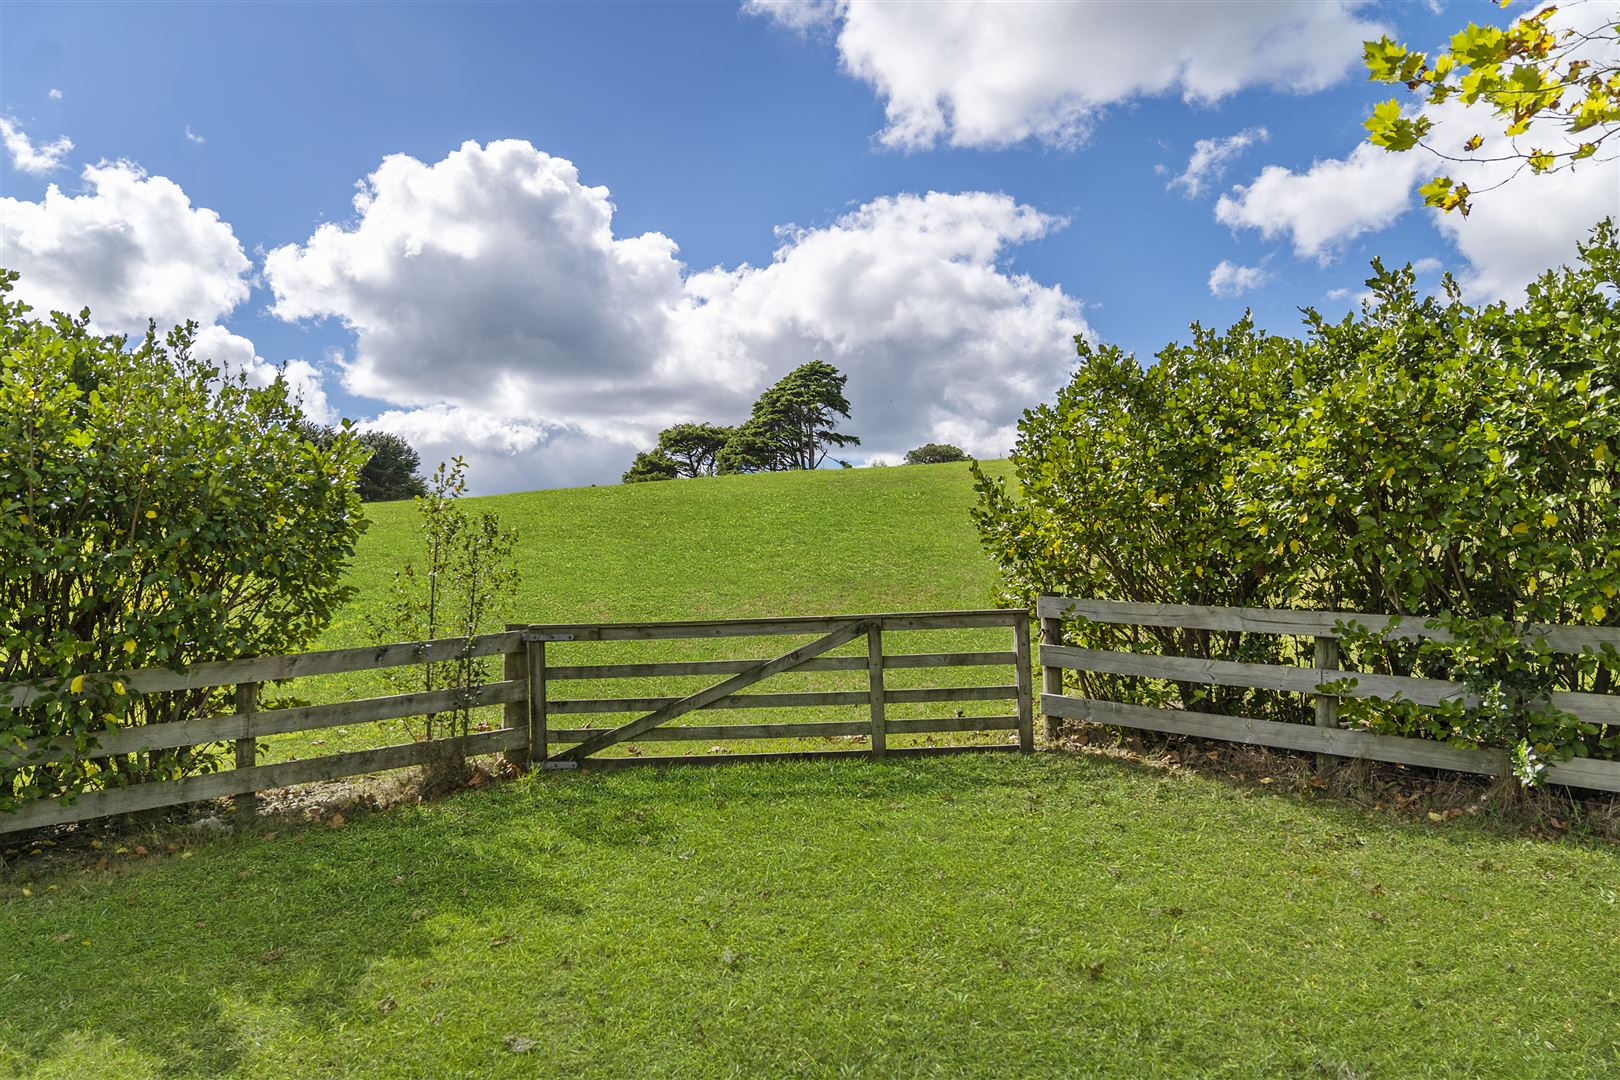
[369,458,518,755]
[0,271,367,809]
[974,221,1620,779]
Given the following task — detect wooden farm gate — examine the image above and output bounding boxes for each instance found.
[0,609,1033,835]
[510,610,1033,769]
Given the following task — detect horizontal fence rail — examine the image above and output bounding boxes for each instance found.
[1,610,1033,835]
[1036,597,1619,656]
[1038,595,1620,793]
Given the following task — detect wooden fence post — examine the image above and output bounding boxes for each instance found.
[503,628,532,768]
[1039,599,1064,741]
[867,622,887,759]
[1313,636,1340,771]
[1014,613,1035,753]
[234,681,259,823]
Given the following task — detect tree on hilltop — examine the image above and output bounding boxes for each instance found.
[717,361,859,474]
[904,443,970,465]
[657,422,735,477]
[622,448,681,484]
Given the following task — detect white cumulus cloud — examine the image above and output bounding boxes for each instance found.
[1214,141,1429,262]
[0,161,334,424]
[0,116,74,176]
[1,161,251,331]
[1170,127,1270,198]
[1214,2,1618,299]
[746,1,1385,149]
[265,139,1089,490]
[1207,260,1271,297]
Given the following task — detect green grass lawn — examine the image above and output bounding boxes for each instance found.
[4,754,1618,1078]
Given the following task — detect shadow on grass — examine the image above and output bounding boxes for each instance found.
[0,796,573,1075]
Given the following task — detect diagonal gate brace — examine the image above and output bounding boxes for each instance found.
[554,621,868,762]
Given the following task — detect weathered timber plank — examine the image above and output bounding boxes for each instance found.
[1314,637,1340,771]
[548,691,870,714]
[0,632,524,708]
[1041,645,1615,722]
[867,624,887,759]
[0,728,523,835]
[1043,644,1455,702]
[530,640,548,764]
[1044,695,1507,774]
[234,682,258,822]
[1559,691,1620,726]
[1313,638,1341,730]
[1035,596,1619,655]
[1,681,525,766]
[547,685,1019,714]
[512,610,1019,643]
[503,640,530,768]
[555,622,867,761]
[544,652,1015,681]
[1013,614,1034,753]
[1043,694,1620,793]
[572,744,1021,771]
[546,715,1022,744]
[547,657,866,679]
[1040,610,1065,740]
[1543,756,1620,794]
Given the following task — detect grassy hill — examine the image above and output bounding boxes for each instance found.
[268,460,1017,762]
[331,459,1013,636]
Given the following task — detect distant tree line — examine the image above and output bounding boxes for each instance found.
[904,443,970,465]
[300,422,428,502]
[624,360,860,483]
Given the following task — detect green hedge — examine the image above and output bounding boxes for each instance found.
[974,222,1619,781]
[0,271,366,809]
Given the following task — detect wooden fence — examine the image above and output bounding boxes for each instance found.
[1037,595,1620,793]
[0,609,1032,835]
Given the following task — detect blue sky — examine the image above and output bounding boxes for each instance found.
[2,1,1613,491]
